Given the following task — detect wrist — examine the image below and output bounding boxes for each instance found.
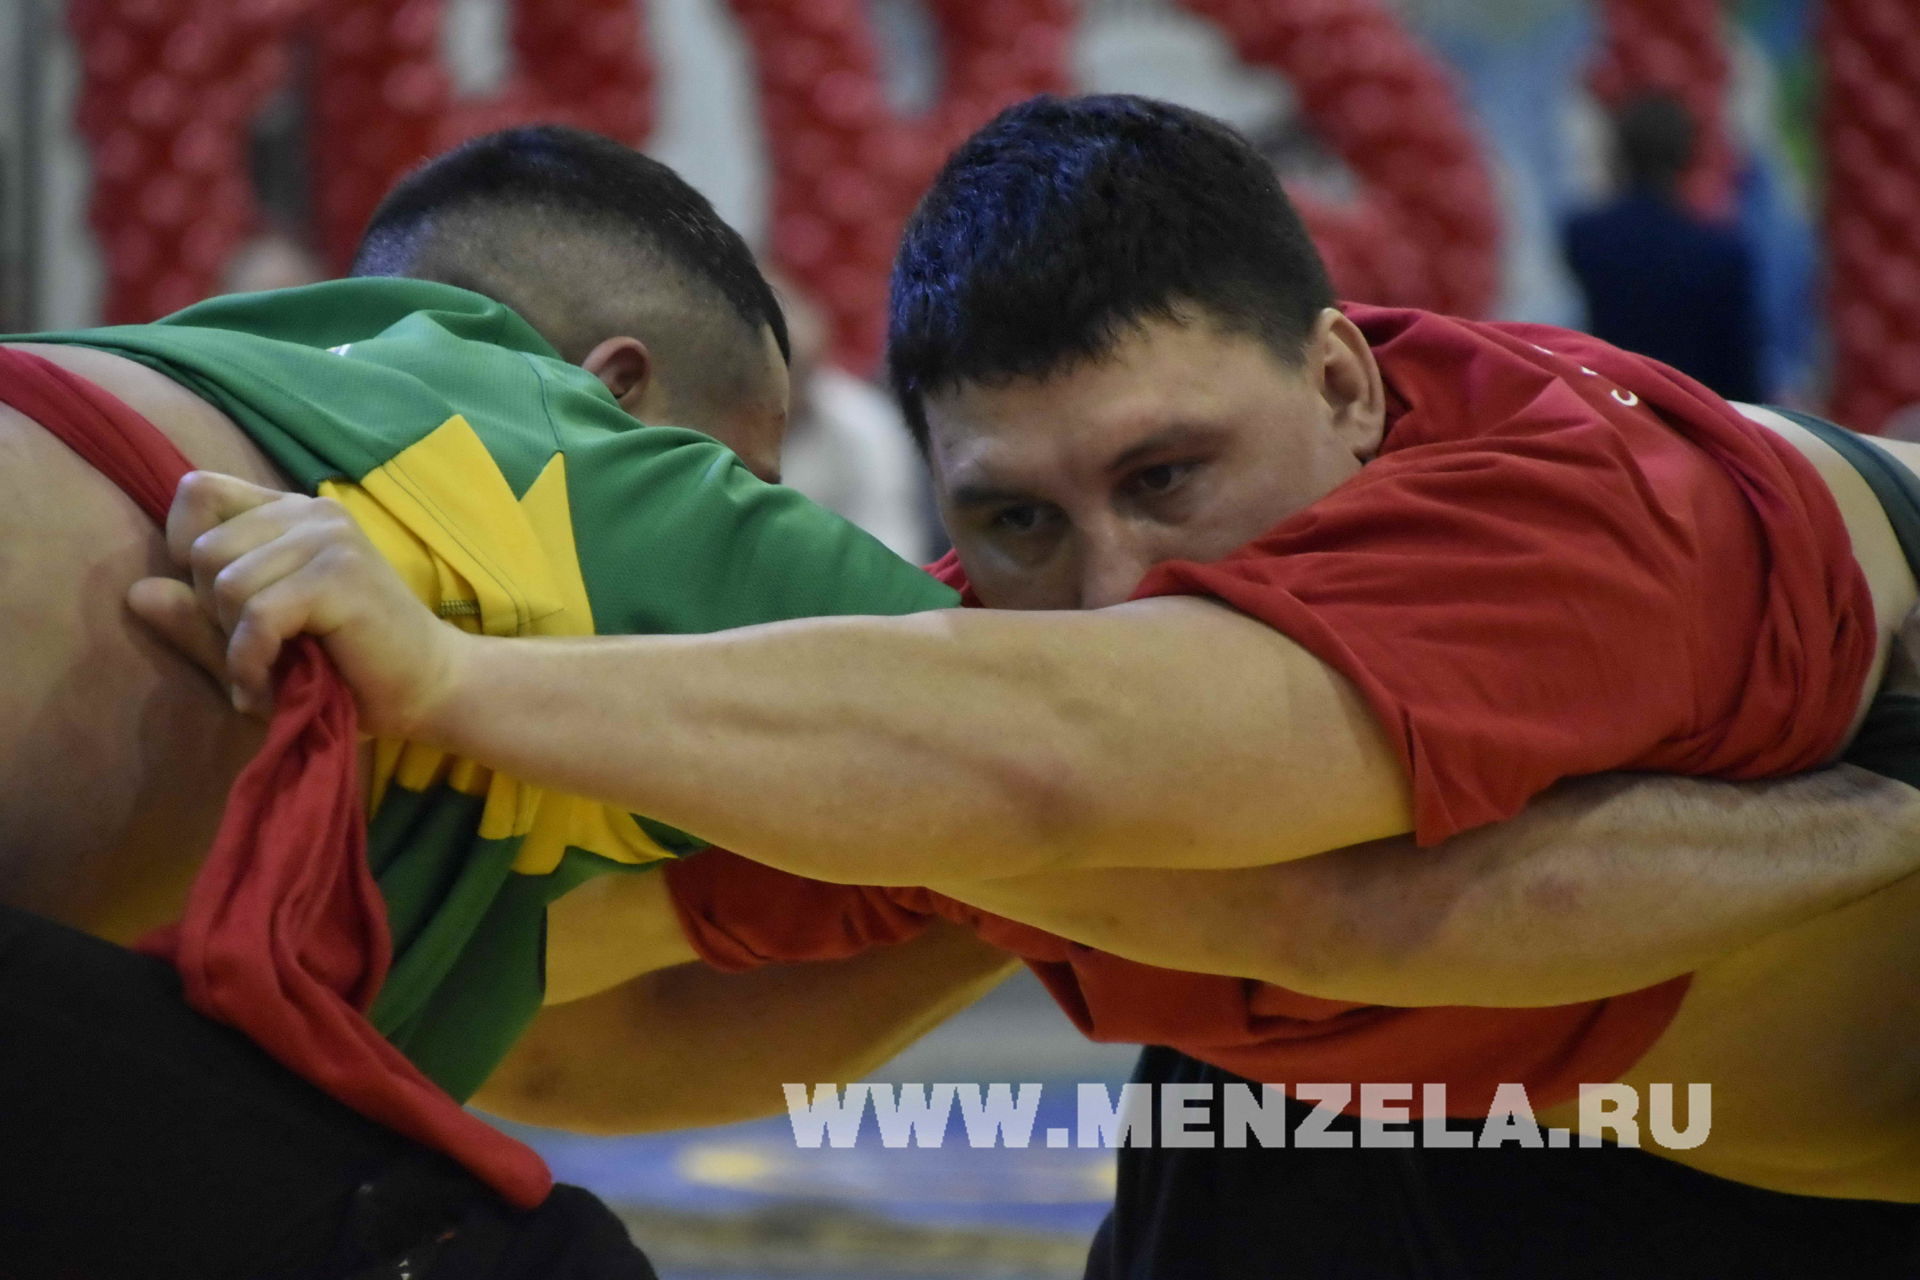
[408,624,484,747]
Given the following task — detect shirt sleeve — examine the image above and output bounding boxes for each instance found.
[664,849,933,971]
[562,421,959,637]
[1132,404,1862,844]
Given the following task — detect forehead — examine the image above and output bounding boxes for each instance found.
[924,316,1295,486]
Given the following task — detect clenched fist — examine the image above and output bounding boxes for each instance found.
[128,470,468,741]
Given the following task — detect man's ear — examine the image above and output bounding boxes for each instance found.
[581,336,655,414]
[1309,308,1387,461]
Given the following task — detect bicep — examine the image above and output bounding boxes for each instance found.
[1040,597,1414,870]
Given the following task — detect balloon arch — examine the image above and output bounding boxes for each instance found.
[67,0,1920,429]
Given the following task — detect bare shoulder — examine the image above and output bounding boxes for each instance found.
[0,343,280,939]
[4,342,284,484]
[1736,403,1919,736]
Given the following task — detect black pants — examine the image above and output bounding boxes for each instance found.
[1084,1046,1920,1280]
[0,903,656,1280]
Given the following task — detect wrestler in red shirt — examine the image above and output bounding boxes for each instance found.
[662,299,1869,1117]
[141,97,1920,1204]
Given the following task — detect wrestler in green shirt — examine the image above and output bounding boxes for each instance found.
[19,276,957,1097]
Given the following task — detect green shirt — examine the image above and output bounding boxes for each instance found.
[23,278,957,1096]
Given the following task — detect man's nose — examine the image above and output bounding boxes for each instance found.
[1076,529,1159,611]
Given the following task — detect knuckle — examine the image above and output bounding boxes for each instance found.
[306,497,357,540]
[239,598,281,637]
[315,541,362,577]
[211,566,249,610]
[187,531,227,576]
[178,470,214,504]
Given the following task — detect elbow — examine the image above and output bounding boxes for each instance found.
[470,1029,660,1136]
[940,605,1300,875]
[992,750,1105,873]
[948,661,1120,875]
[529,1095,782,1138]
[1151,856,1390,999]
[474,1064,770,1137]
[1256,930,1461,1007]
[1245,907,1402,1002]
[1014,665,1203,872]
[1234,853,1453,1005]
[470,1056,602,1133]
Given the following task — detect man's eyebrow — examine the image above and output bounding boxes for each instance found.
[948,480,1034,509]
[1105,423,1223,474]
[946,425,1224,508]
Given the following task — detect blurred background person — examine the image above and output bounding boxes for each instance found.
[221,224,327,295]
[1564,92,1764,402]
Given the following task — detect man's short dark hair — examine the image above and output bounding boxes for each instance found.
[353,125,787,417]
[886,94,1334,446]
[1614,93,1696,196]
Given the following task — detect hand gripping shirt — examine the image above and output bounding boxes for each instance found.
[22,278,959,1099]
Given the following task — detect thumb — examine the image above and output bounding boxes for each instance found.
[128,576,233,693]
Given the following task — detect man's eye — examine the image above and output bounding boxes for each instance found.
[1133,462,1196,494]
[992,505,1046,534]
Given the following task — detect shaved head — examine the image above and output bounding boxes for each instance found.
[352,126,788,446]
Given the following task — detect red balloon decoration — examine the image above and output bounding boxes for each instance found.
[1822,0,1920,432]
[74,0,1917,426]
[1588,0,1737,218]
[1176,0,1502,318]
[69,0,655,321]
[72,0,300,323]
[726,0,1074,371]
[308,0,653,267]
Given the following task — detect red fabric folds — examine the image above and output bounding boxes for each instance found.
[0,345,551,1208]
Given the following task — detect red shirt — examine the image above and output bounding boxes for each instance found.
[667,305,1874,1114]
[0,348,549,1207]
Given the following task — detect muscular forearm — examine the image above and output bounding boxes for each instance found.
[928,766,1920,1007]
[429,597,1411,882]
[471,923,1018,1134]
[144,478,1409,879]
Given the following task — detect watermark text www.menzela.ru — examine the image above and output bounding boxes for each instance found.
[781,1082,1711,1151]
